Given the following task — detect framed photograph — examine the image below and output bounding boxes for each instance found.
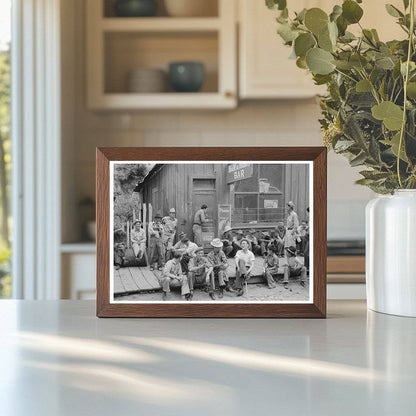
[96,147,327,318]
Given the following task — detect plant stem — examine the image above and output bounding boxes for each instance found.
[397,0,415,188]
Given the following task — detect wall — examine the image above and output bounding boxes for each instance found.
[62,0,374,243]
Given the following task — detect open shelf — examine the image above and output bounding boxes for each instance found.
[103,0,219,18]
[101,17,221,32]
[86,0,236,109]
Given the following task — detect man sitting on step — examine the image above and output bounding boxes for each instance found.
[161,251,191,301]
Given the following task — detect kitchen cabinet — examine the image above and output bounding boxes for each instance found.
[86,0,237,109]
[239,0,322,99]
[238,0,404,99]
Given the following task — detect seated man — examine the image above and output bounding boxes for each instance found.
[263,246,278,289]
[207,238,232,298]
[283,246,307,289]
[221,226,234,258]
[188,247,215,301]
[131,219,146,260]
[114,242,126,270]
[172,233,198,273]
[245,229,262,256]
[272,222,286,257]
[234,239,255,297]
[258,231,272,256]
[161,251,191,301]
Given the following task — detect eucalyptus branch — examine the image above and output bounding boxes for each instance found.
[397,0,415,188]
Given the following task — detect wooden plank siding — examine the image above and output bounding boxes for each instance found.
[140,163,309,241]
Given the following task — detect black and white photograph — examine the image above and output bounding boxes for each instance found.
[110,161,313,303]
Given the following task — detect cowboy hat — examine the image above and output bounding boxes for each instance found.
[249,228,256,234]
[223,225,232,232]
[210,238,223,248]
[237,229,244,235]
[287,201,295,208]
[169,207,176,213]
[285,246,297,256]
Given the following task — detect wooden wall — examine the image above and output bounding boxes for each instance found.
[284,164,309,222]
[141,163,310,240]
[141,164,230,238]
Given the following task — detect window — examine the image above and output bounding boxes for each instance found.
[233,164,284,224]
[0,0,11,298]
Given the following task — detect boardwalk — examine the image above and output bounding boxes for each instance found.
[114,256,305,297]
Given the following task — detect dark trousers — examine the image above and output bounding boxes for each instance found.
[149,237,165,267]
[235,259,250,289]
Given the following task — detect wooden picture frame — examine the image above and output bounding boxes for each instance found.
[97,147,327,318]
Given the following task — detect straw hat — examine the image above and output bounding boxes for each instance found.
[169,207,176,213]
[210,238,223,248]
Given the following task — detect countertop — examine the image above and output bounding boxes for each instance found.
[0,300,415,415]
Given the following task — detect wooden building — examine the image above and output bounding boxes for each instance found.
[137,163,309,246]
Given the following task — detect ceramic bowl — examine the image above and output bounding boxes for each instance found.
[168,62,205,93]
[114,0,158,17]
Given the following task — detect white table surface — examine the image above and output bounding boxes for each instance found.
[0,300,415,416]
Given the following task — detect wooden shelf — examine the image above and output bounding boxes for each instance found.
[101,17,221,32]
[86,0,237,110]
[89,92,235,110]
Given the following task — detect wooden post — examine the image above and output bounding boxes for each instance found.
[126,220,130,248]
[133,208,136,223]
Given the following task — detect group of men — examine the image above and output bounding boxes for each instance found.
[114,201,308,300]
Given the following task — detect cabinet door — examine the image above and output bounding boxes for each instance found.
[238,0,404,99]
[239,0,320,99]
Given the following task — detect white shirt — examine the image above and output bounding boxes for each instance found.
[235,249,255,268]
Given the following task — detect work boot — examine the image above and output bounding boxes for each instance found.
[219,287,224,299]
[225,282,236,293]
[115,264,120,270]
[209,292,216,301]
[300,281,306,287]
[284,282,289,290]
[236,289,244,297]
[162,291,167,301]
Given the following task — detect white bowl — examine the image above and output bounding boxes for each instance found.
[164,0,217,17]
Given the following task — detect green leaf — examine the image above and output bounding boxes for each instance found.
[296,57,307,69]
[356,79,372,92]
[294,33,315,57]
[330,5,343,22]
[372,101,404,130]
[385,4,404,18]
[350,152,368,167]
[333,59,353,70]
[375,56,395,70]
[342,0,363,24]
[277,23,299,42]
[313,74,332,85]
[334,139,356,152]
[304,8,329,35]
[403,0,410,9]
[266,0,287,11]
[306,48,335,75]
[407,82,416,99]
[381,132,409,162]
[336,15,348,36]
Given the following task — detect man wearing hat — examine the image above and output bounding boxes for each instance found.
[193,204,208,246]
[245,229,261,256]
[131,219,146,260]
[234,239,255,296]
[232,229,244,252]
[283,246,306,289]
[258,231,272,256]
[188,247,215,300]
[221,225,234,257]
[161,251,191,301]
[286,201,299,249]
[148,212,165,271]
[207,238,231,298]
[172,232,198,273]
[162,208,178,260]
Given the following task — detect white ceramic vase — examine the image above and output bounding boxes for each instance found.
[366,190,416,317]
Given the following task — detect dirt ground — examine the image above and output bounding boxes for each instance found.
[116,278,310,302]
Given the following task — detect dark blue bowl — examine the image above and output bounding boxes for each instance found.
[169,62,205,93]
[114,0,158,17]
